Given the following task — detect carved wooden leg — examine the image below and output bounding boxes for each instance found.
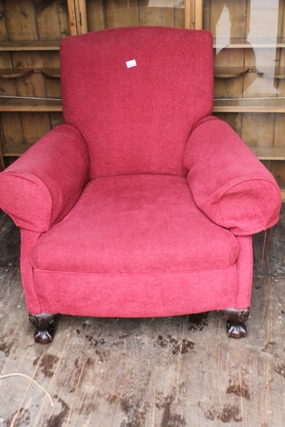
[222,308,249,339]
[29,313,56,344]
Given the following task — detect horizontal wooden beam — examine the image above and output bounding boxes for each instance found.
[214,98,285,113]
[249,146,285,161]
[0,98,62,112]
[0,68,60,79]
[0,41,60,51]
[2,143,34,157]
[214,37,285,49]
[214,66,285,79]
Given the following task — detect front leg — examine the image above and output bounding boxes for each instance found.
[29,313,56,344]
[222,308,249,339]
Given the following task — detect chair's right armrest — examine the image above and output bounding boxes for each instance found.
[183,116,281,235]
[0,124,89,232]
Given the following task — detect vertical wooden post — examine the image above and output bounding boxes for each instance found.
[78,0,88,34]
[185,0,203,29]
[67,0,77,35]
[194,0,203,29]
[0,150,4,172]
[184,0,191,29]
[67,0,88,35]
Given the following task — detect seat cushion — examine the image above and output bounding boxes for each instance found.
[31,175,239,275]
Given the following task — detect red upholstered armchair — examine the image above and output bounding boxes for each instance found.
[0,27,281,344]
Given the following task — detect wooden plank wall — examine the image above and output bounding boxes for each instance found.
[86,0,185,32]
[1,0,285,191]
[0,0,69,166]
[203,0,285,188]
[0,0,185,167]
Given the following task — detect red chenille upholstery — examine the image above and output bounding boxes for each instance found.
[0,27,281,339]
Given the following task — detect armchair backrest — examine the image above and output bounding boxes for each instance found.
[60,26,213,179]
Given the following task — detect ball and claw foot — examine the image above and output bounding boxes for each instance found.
[29,313,56,344]
[222,308,249,339]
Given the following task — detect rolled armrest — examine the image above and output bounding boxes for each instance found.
[184,116,281,235]
[0,124,89,232]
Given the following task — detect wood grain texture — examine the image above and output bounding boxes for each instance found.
[0,0,67,167]
[0,98,62,112]
[204,0,285,193]
[1,208,285,426]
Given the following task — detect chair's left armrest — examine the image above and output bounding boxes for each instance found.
[0,124,89,232]
[184,116,282,235]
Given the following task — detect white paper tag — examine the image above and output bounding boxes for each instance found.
[126,59,137,68]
